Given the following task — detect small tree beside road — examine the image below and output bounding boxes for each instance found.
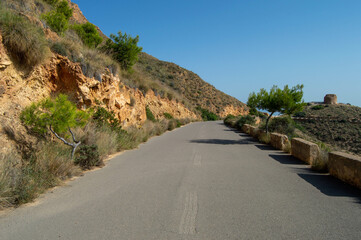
[247,84,305,133]
[20,94,89,159]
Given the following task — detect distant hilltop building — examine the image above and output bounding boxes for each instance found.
[324,94,337,105]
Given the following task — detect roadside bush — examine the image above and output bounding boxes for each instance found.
[311,150,328,173]
[74,144,102,170]
[266,116,295,137]
[146,106,156,122]
[11,142,80,205]
[167,119,177,131]
[224,114,238,128]
[0,151,20,209]
[42,0,73,34]
[72,22,103,48]
[258,132,271,144]
[197,107,218,121]
[236,115,255,129]
[164,112,173,119]
[0,8,50,68]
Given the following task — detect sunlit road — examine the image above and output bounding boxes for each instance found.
[1,121,361,239]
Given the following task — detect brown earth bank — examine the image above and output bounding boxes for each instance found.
[294,104,361,155]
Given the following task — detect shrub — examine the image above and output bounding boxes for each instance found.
[236,115,255,129]
[92,107,121,131]
[266,116,295,137]
[311,150,328,173]
[74,121,119,158]
[164,112,173,119]
[72,22,103,48]
[311,105,325,110]
[42,0,73,34]
[0,151,20,209]
[101,31,143,70]
[293,111,306,117]
[167,119,177,131]
[146,106,156,122]
[259,132,271,144]
[9,141,80,206]
[20,94,89,159]
[197,107,218,121]
[74,144,102,170]
[0,8,50,68]
[44,0,59,6]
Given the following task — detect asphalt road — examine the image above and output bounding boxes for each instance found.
[1,121,361,240]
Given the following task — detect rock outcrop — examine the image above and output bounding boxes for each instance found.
[0,34,198,154]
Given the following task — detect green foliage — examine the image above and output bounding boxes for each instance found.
[236,115,255,129]
[92,107,122,132]
[196,107,218,121]
[311,105,325,110]
[72,22,103,48]
[293,111,306,117]
[146,106,156,122]
[101,31,143,70]
[164,112,173,119]
[21,94,89,136]
[74,144,102,170]
[43,0,58,6]
[267,116,296,137]
[42,0,73,34]
[247,84,305,132]
[0,7,49,68]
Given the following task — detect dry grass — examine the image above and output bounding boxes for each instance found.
[0,7,50,69]
[0,151,21,209]
[50,30,119,79]
[311,150,329,173]
[283,141,292,153]
[0,142,81,208]
[74,122,119,159]
[258,132,271,144]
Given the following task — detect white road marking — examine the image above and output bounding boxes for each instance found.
[193,153,202,167]
[179,192,198,235]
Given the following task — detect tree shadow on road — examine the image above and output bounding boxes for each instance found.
[190,139,253,145]
[269,153,361,204]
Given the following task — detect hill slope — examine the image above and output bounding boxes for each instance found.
[295,104,361,154]
[135,53,248,117]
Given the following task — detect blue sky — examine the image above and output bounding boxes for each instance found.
[73,0,361,107]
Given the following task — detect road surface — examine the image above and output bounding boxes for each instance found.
[1,121,361,239]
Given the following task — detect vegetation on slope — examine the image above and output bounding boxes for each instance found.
[294,104,361,155]
[135,52,246,116]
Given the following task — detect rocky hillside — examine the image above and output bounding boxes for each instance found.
[294,104,361,154]
[0,0,248,153]
[135,53,248,117]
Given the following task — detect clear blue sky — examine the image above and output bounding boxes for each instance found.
[73,0,361,107]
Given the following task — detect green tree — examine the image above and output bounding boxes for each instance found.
[42,0,73,34]
[20,94,89,159]
[247,84,305,133]
[102,31,143,70]
[72,22,103,48]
